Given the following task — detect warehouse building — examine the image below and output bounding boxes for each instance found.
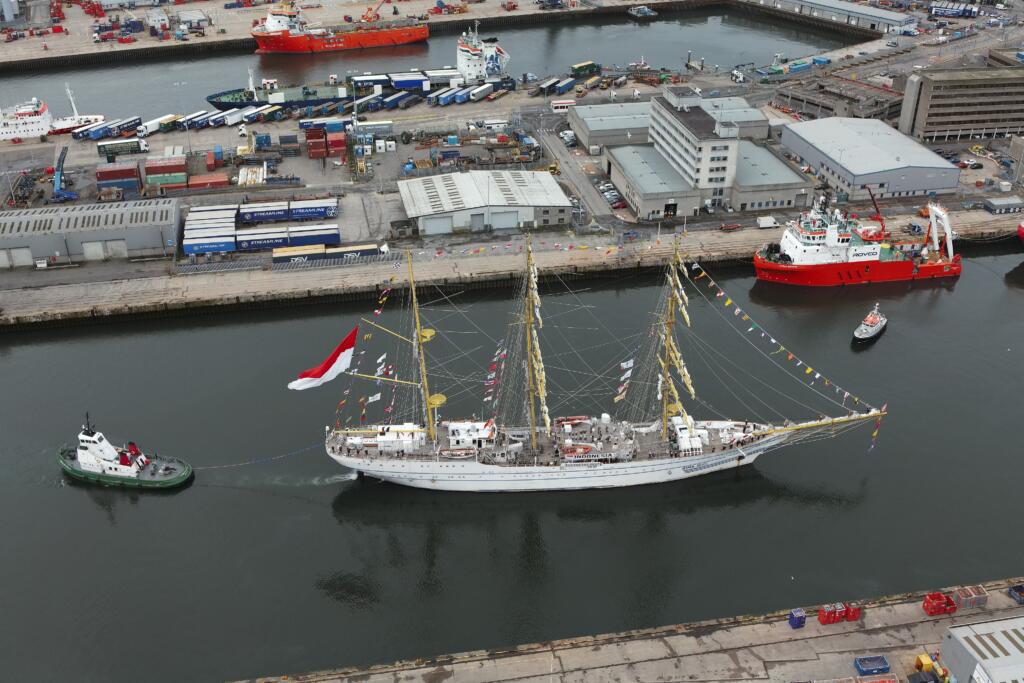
[941,616,1024,683]
[781,117,959,200]
[604,86,811,218]
[567,102,651,150]
[767,0,916,33]
[0,199,179,268]
[397,171,572,235]
[899,67,1024,142]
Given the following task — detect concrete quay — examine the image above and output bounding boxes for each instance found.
[239,576,1024,682]
[0,208,1017,329]
[0,0,878,74]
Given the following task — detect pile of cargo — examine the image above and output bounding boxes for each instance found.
[96,161,141,200]
[144,156,187,192]
[817,602,861,625]
[183,204,238,256]
[951,585,989,609]
[239,198,337,223]
[238,165,267,186]
[922,592,957,616]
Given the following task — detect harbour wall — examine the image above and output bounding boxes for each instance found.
[0,212,1015,331]
[0,0,878,75]
[236,575,1024,682]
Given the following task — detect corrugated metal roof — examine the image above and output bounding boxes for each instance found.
[949,616,1024,681]
[398,171,571,218]
[0,199,178,238]
[783,118,954,176]
[795,0,912,24]
[609,145,692,194]
[734,141,807,187]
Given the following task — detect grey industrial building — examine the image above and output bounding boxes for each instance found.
[604,86,812,219]
[746,0,916,32]
[775,75,905,121]
[567,103,650,150]
[781,117,959,200]
[941,616,1024,683]
[397,170,572,235]
[899,67,1024,142]
[0,199,180,268]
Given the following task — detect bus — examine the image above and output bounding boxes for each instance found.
[570,60,601,78]
[550,99,577,114]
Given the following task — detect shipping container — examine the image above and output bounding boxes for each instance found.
[236,229,289,250]
[427,86,456,106]
[289,198,339,220]
[438,88,462,106]
[188,203,238,214]
[454,87,477,104]
[570,61,601,78]
[550,99,577,114]
[259,105,284,122]
[382,91,411,110]
[72,119,109,140]
[399,94,423,110]
[156,114,183,133]
[186,209,237,223]
[239,201,291,223]
[184,226,237,239]
[299,116,351,130]
[326,242,388,259]
[97,137,149,156]
[555,78,576,95]
[96,161,140,180]
[89,118,125,140]
[287,225,341,247]
[145,172,188,185]
[423,68,461,86]
[183,236,236,255]
[389,72,429,90]
[469,83,494,102]
[350,74,390,91]
[272,244,327,264]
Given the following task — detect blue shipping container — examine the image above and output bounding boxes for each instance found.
[183,237,237,255]
[239,203,290,222]
[288,230,341,247]
[236,232,288,250]
[812,56,831,65]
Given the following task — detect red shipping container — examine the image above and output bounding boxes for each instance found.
[327,148,344,157]
[326,132,346,143]
[496,133,509,143]
[304,130,326,140]
[309,150,327,159]
[187,173,230,189]
[205,151,215,171]
[145,159,187,174]
[307,142,327,150]
[96,162,139,181]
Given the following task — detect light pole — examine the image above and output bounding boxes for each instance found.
[173,81,192,154]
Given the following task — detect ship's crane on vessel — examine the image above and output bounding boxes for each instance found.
[865,185,887,239]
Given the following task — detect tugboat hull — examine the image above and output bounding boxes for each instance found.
[754,253,962,286]
[58,449,193,489]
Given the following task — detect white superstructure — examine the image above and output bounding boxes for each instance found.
[456,21,510,84]
[0,99,53,141]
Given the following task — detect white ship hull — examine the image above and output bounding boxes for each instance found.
[327,433,790,492]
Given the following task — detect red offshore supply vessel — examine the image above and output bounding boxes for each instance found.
[251,0,429,54]
[754,199,962,287]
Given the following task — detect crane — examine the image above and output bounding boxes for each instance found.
[864,184,887,239]
[361,0,391,23]
[51,146,78,203]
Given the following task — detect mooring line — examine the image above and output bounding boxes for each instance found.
[194,443,322,471]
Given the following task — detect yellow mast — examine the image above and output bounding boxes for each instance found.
[523,239,550,451]
[407,250,443,442]
[660,246,696,440]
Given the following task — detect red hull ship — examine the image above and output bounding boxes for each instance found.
[754,201,962,287]
[251,2,428,54]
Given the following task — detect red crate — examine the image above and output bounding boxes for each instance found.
[845,603,862,621]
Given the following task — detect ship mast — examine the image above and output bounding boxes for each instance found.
[407,250,444,442]
[64,83,79,118]
[659,247,697,440]
[523,240,550,451]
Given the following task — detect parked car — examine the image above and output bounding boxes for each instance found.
[597,182,614,192]
[622,230,640,240]
[611,200,627,209]
[957,161,969,169]
[962,158,977,165]
[970,162,984,169]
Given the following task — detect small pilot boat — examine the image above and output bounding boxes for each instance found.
[58,417,192,489]
[853,303,887,344]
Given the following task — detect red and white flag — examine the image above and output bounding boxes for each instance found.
[288,326,359,391]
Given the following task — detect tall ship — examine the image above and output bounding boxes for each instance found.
[251,0,428,54]
[754,199,961,286]
[296,244,886,493]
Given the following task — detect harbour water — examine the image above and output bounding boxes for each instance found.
[1,249,1023,682]
[0,9,851,119]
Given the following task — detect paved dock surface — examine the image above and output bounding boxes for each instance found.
[0,208,1017,328]
[238,577,1024,682]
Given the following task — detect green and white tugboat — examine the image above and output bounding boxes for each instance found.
[58,417,193,489]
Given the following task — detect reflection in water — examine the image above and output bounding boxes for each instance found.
[747,278,956,310]
[64,476,191,526]
[315,571,382,610]
[1005,260,1024,289]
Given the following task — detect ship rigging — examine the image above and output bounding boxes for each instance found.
[314,243,886,492]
